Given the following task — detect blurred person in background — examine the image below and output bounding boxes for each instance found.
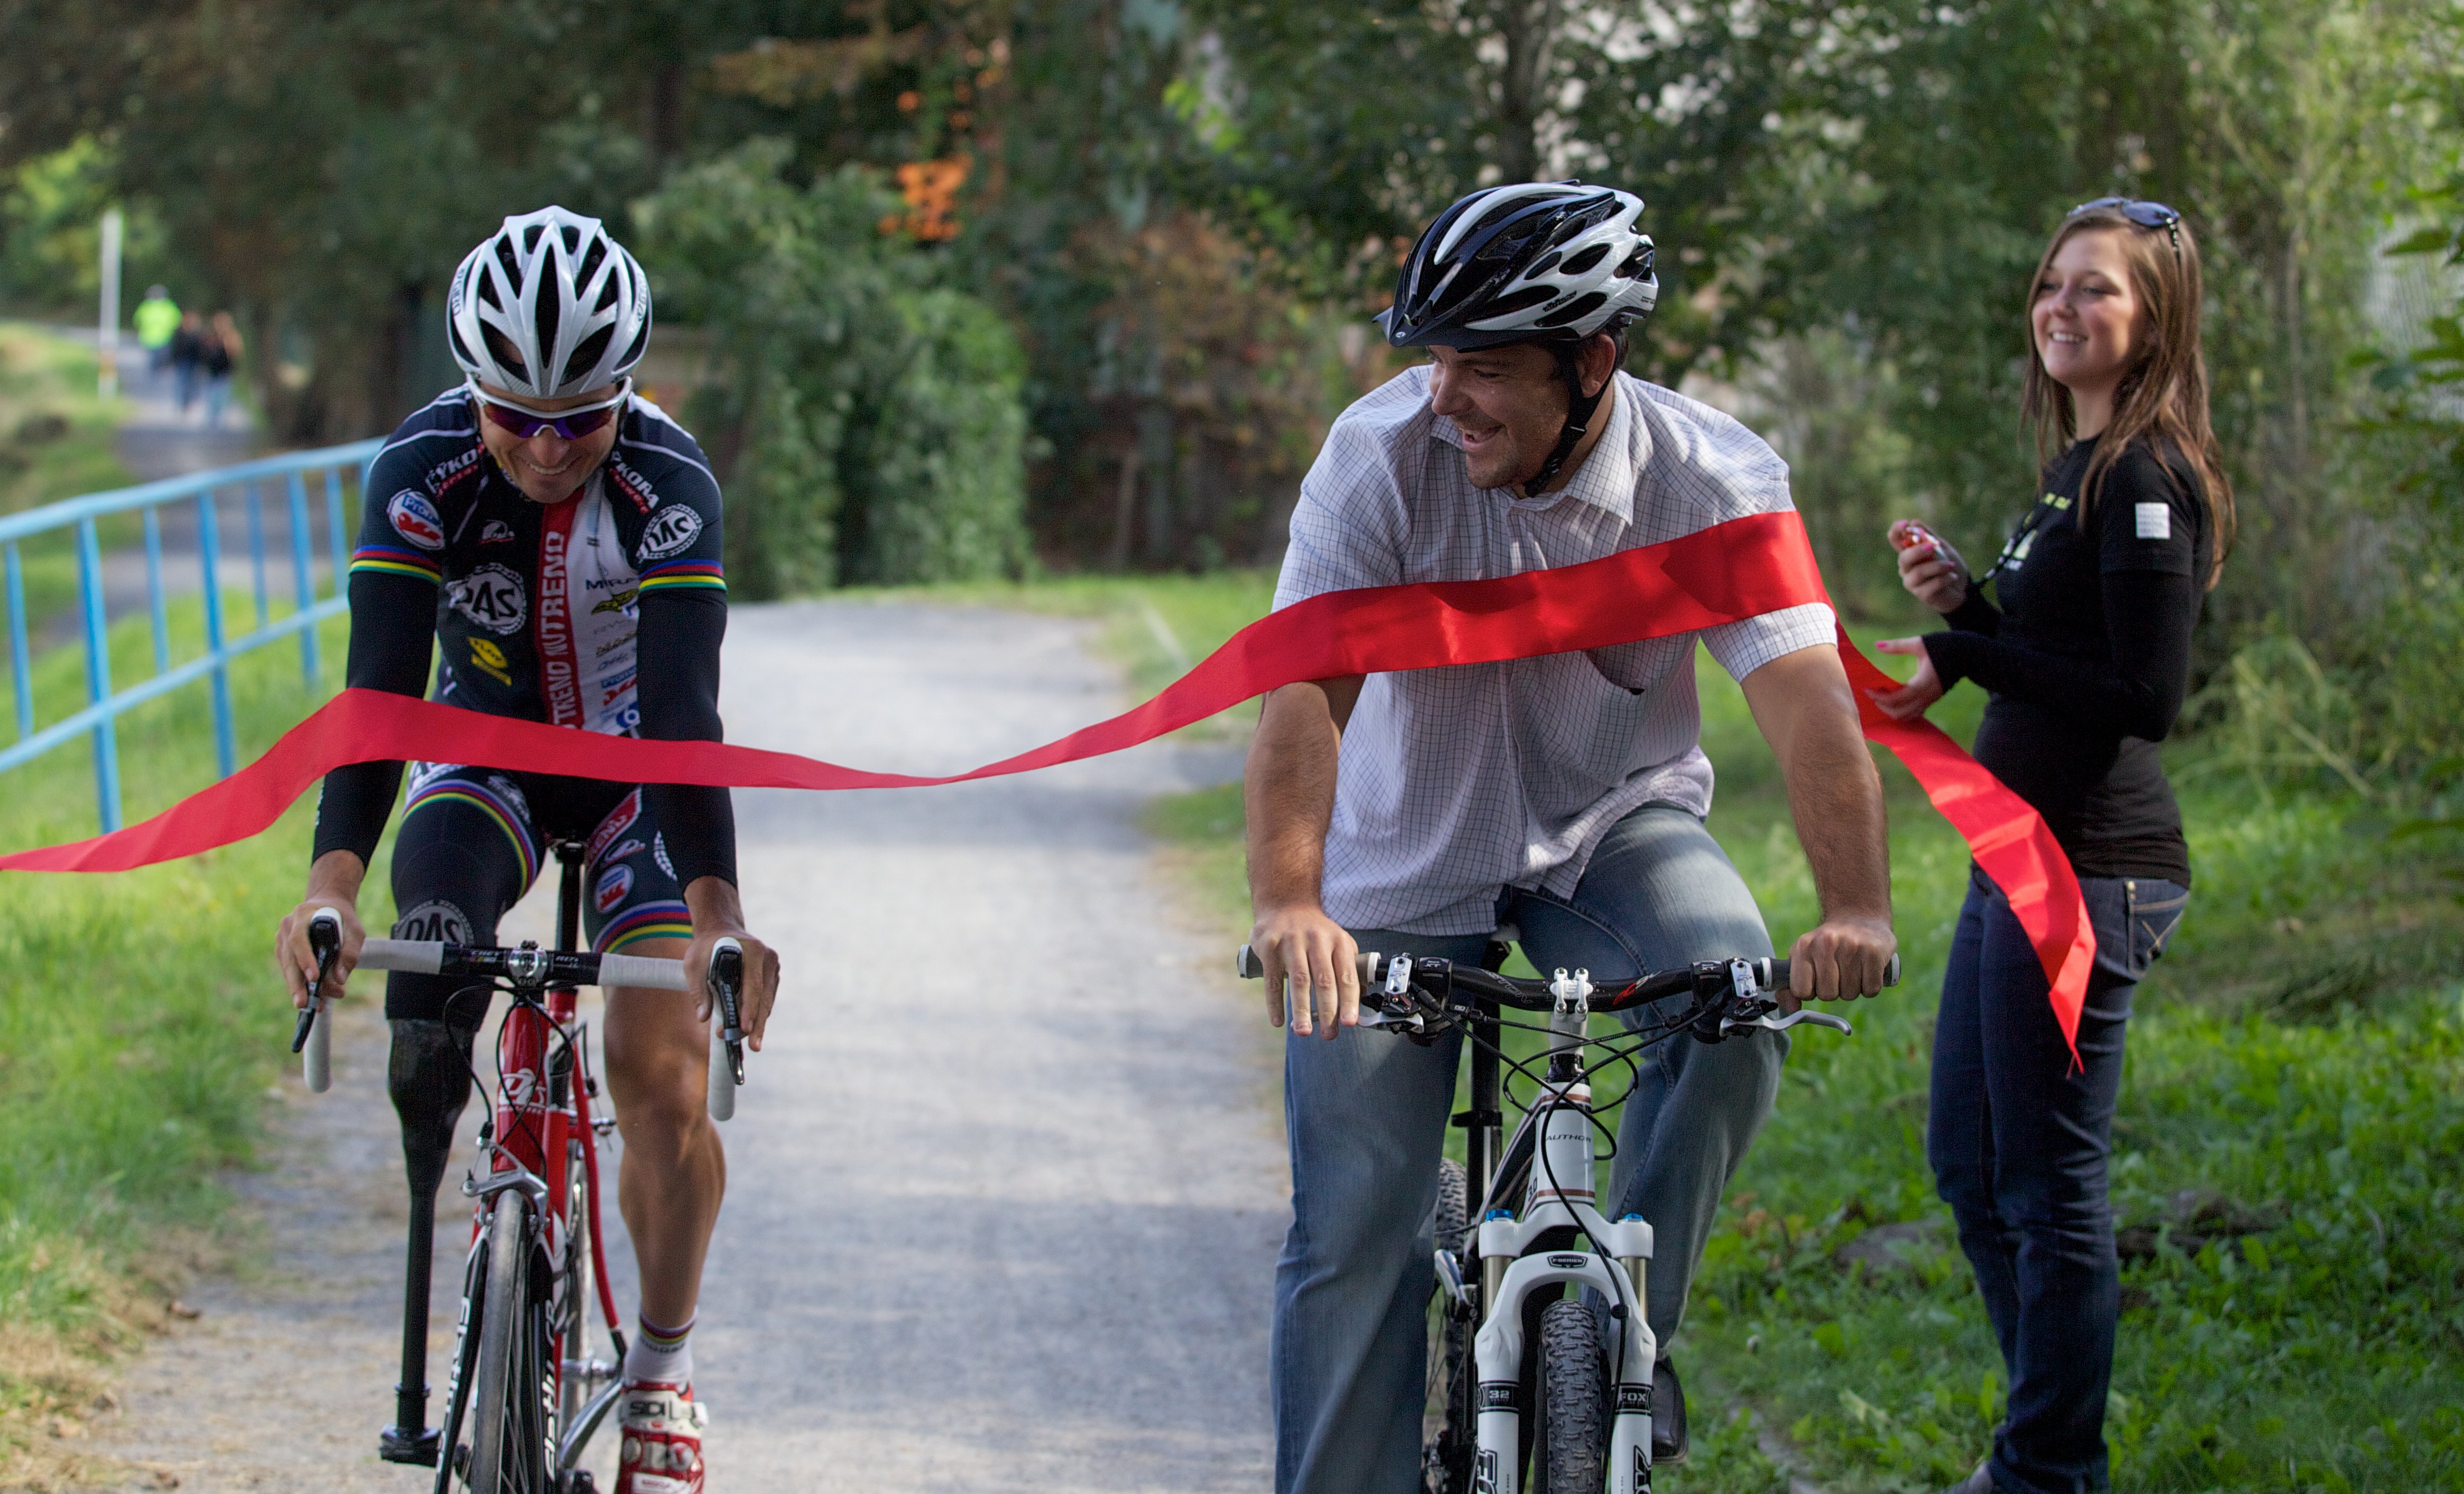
[169,309,205,415]
[134,285,180,375]
[1867,198,2235,1494]
[201,310,242,427]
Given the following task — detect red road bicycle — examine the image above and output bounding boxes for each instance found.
[293,840,748,1494]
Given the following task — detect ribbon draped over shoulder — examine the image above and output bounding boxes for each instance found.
[0,508,2096,1058]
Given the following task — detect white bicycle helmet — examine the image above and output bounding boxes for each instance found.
[1380,182,1659,496]
[446,206,651,399]
[1380,182,1657,351]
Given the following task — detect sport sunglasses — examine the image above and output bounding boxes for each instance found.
[2068,196,2183,255]
[466,377,631,440]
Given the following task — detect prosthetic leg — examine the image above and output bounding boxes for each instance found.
[377,1016,475,1466]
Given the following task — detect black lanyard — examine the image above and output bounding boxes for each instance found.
[1981,494,2066,585]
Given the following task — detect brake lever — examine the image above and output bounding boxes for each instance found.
[1720,1005,1854,1037]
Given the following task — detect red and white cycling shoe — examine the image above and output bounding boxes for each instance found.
[614,1381,709,1494]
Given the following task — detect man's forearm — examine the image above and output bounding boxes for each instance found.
[1782,710,1891,921]
[1245,683,1345,914]
[306,848,367,905]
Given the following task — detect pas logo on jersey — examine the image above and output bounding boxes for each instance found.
[394,899,472,945]
[594,864,635,914]
[447,564,527,635]
[388,490,447,551]
[636,505,704,561]
[481,520,516,545]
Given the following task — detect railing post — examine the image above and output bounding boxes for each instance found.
[324,468,350,598]
[244,480,271,631]
[143,505,170,674]
[287,472,319,687]
[197,490,236,779]
[5,542,30,741]
[76,517,122,832]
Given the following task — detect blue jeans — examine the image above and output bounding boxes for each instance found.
[1928,868,2185,1494]
[1271,802,1785,1494]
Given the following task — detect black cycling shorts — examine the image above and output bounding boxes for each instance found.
[381,762,689,1023]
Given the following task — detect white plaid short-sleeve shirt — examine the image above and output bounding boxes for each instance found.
[1274,364,1835,935]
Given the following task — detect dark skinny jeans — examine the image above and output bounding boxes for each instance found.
[1928,866,2185,1494]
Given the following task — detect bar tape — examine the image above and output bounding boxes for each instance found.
[0,509,2094,1057]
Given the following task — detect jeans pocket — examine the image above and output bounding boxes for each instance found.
[2126,879,2187,973]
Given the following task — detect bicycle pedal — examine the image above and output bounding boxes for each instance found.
[377,1425,440,1466]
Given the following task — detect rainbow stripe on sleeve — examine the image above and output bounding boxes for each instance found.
[349,545,444,584]
[636,559,725,595]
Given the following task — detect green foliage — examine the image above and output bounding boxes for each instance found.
[636,142,1029,592]
[0,139,172,318]
[0,322,133,519]
[0,601,365,1462]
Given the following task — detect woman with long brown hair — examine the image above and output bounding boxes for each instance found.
[1867,198,2235,1494]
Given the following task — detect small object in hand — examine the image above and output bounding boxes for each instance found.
[1895,522,1938,552]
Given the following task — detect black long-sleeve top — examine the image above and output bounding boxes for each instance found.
[310,389,737,887]
[1920,436,2211,885]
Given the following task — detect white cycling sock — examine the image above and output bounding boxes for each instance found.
[623,1311,694,1387]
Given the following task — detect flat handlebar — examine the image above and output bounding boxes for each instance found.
[355,939,691,991]
[1233,943,1900,1013]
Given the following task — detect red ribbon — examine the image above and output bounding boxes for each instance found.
[0,509,2093,1055]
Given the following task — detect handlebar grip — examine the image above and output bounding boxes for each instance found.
[1233,945,1383,989]
[596,953,692,992]
[1766,953,1901,991]
[705,938,744,1123]
[300,910,340,1094]
[355,938,445,975]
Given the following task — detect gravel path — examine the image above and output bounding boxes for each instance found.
[89,601,1282,1492]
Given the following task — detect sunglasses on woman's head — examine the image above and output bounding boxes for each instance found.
[2068,197,2183,255]
[467,378,630,440]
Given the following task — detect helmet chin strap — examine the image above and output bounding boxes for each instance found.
[1520,347,1607,499]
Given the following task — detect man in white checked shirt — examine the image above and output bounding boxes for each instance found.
[1247,183,1897,1491]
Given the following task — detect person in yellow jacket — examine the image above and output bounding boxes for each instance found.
[133,286,181,374]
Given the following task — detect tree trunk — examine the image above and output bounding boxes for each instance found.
[1492,0,1561,184]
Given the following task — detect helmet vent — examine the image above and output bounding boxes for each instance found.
[562,325,617,391]
[1483,286,1558,318]
[494,240,521,285]
[481,325,530,385]
[532,285,561,373]
[1561,244,1612,276]
[1535,291,1608,329]
[1615,246,1654,279]
[575,237,607,289]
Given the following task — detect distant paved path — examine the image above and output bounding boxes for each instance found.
[90,602,1283,1492]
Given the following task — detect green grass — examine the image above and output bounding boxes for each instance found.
[1123,577,2464,1492]
[0,597,366,1483]
[0,323,131,519]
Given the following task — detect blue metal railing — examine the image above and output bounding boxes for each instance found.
[0,439,383,832]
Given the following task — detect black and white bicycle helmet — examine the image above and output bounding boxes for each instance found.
[1382,182,1658,494]
[447,206,652,400]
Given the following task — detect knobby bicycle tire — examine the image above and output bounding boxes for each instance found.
[468,1196,551,1494]
[1535,1298,1607,1494]
[1422,1158,1476,1494]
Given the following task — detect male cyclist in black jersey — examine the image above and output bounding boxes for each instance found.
[274,206,779,1494]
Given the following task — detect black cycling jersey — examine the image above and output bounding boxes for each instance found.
[311,387,736,888]
[1922,435,2211,885]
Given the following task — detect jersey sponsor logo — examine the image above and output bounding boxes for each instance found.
[652,832,674,879]
[591,586,639,617]
[481,519,515,544]
[393,898,472,945]
[636,505,703,561]
[483,774,530,819]
[446,564,527,635]
[586,788,642,867]
[428,443,485,494]
[406,760,463,793]
[467,637,512,685]
[537,500,582,727]
[599,667,636,708]
[605,838,646,864]
[606,452,659,513]
[594,864,635,914]
[387,490,446,550]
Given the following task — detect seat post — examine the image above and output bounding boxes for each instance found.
[554,841,585,955]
